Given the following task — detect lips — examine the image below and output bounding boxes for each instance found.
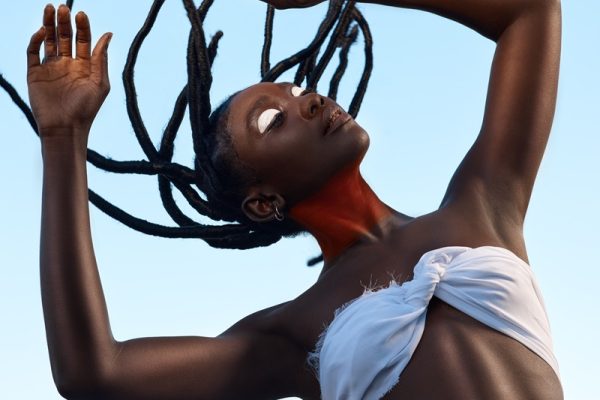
[323,107,352,136]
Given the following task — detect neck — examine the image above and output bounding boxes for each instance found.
[290,162,393,264]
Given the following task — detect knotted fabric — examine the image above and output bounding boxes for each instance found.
[309,246,559,400]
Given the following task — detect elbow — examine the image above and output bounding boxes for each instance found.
[525,0,562,31]
[524,0,562,16]
[52,360,115,399]
[55,374,112,400]
[492,0,561,41]
[522,0,560,9]
[56,384,100,400]
[50,341,120,399]
[477,0,561,42]
[56,383,108,400]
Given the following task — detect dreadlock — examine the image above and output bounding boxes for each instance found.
[1,0,374,263]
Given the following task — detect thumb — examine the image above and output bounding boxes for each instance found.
[91,32,112,87]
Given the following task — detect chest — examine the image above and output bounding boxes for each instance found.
[280,214,502,352]
[384,298,562,400]
[285,251,559,400]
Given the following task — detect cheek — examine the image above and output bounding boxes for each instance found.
[261,145,320,189]
[260,126,322,169]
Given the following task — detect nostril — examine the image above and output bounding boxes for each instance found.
[310,104,318,115]
[320,96,325,106]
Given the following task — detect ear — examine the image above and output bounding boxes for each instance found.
[241,188,286,223]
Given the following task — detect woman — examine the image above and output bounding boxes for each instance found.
[28,0,562,399]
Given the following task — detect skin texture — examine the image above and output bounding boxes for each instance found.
[31,1,562,399]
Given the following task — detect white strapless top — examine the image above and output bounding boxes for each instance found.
[307,246,559,400]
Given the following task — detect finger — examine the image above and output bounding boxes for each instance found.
[91,33,113,89]
[27,27,46,68]
[57,4,73,57]
[43,4,57,60]
[75,12,91,60]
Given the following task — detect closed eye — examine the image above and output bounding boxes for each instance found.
[257,108,283,134]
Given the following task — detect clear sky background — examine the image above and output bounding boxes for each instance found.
[1,1,598,399]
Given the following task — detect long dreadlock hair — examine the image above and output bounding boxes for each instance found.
[0,0,373,265]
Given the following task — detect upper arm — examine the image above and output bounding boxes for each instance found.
[442,1,561,224]
[99,331,311,400]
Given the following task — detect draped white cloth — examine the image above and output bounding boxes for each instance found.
[308,246,559,400]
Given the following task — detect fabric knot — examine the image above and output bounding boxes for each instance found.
[424,251,452,279]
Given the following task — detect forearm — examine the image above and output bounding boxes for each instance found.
[40,132,116,394]
[357,0,559,41]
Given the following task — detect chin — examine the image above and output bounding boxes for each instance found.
[358,126,370,151]
[330,128,370,179]
[346,121,370,160]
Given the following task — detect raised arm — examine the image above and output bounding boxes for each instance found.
[368,0,562,231]
[31,5,308,399]
[268,0,561,232]
[32,4,115,393]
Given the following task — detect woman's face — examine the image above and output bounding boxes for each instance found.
[226,82,370,204]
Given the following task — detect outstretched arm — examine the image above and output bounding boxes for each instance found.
[32,5,309,399]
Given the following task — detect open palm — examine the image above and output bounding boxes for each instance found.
[27,4,111,134]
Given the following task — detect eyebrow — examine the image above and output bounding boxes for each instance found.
[246,96,271,132]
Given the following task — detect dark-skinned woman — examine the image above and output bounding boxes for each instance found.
[30,0,562,398]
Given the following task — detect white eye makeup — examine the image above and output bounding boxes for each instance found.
[256,85,309,134]
[257,108,281,134]
[291,85,307,97]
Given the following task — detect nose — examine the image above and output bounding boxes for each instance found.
[302,92,326,119]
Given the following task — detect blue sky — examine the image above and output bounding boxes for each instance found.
[1,1,598,398]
